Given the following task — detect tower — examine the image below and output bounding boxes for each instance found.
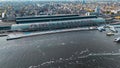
[82,0,86,5]
[95,6,101,14]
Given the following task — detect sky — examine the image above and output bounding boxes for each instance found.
[0,0,75,1]
[0,0,118,1]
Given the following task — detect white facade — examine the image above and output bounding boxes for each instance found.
[111,10,118,14]
[2,12,5,18]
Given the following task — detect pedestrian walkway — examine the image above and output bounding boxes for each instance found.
[7,27,97,40]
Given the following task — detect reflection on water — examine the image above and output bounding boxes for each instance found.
[28,49,120,68]
[0,30,120,68]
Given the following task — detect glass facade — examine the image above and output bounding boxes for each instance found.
[11,18,105,31]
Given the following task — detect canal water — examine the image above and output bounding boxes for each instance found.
[0,30,120,68]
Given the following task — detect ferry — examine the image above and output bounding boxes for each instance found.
[114,37,120,43]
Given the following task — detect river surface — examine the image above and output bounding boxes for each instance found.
[0,30,120,68]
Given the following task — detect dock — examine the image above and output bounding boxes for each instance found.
[7,27,97,40]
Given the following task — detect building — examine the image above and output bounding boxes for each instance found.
[11,17,105,31]
[15,15,97,24]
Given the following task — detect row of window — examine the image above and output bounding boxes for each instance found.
[27,20,102,31]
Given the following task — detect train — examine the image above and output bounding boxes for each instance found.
[11,18,106,32]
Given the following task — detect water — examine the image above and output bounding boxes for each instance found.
[0,30,120,68]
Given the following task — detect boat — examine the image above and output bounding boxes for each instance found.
[106,32,114,36]
[114,37,120,43]
[97,26,105,32]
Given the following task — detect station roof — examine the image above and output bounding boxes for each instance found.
[16,15,98,24]
[16,14,79,20]
[14,18,105,26]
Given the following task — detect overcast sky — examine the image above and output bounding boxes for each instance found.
[0,0,118,1]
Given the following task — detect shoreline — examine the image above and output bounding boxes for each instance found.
[7,27,97,40]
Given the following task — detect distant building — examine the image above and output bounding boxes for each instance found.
[110,9,120,14]
[111,10,118,14]
[86,6,102,17]
[95,6,101,14]
[82,0,86,5]
[85,12,103,17]
[2,12,5,18]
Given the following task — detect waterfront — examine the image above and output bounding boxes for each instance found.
[0,30,120,68]
[0,0,120,68]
